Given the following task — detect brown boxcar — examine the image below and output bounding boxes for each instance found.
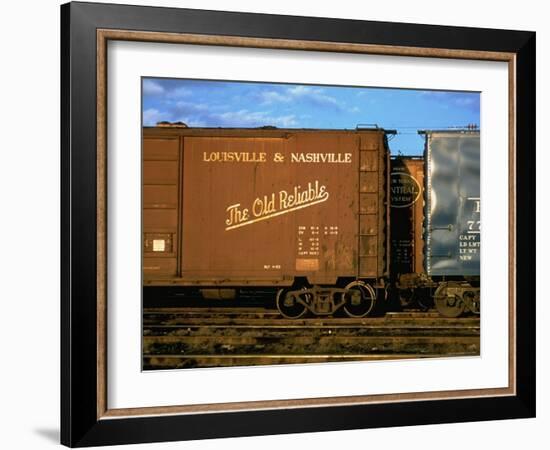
[143,126,390,317]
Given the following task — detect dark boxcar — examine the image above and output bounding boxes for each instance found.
[390,156,424,277]
[422,130,480,277]
[143,126,390,317]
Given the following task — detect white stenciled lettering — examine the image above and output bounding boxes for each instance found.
[290,153,352,163]
[225,204,249,227]
[202,150,352,164]
[203,152,267,163]
[279,181,328,209]
[252,194,276,217]
[225,181,330,231]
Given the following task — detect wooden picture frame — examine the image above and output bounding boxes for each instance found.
[61,1,535,446]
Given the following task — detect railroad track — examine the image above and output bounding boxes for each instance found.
[143,307,480,370]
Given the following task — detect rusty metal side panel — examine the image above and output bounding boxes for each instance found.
[390,157,424,276]
[358,133,388,279]
[180,132,363,285]
[142,137,181,279]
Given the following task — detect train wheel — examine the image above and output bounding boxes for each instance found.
[343,281,376,318]
[398,288,415,308]
[276,288,307,319]
[434,284,465,318]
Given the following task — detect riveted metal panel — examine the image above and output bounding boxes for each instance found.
[359,235,378,257]
[423,131,480,276]
[143,138,180,160]
[359,193,378,214]
[143,161,179,185]
[181,133,360,285]
[143,185,178,209]
[359,215,377,235]
[143,258,178,277]
[360,150,378,171]
[359,256,378,277]
[143,209,178,229]
[142,136,181,279]
[359,171,379,193]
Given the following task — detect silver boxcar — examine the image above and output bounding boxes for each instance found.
[422,130,480,277]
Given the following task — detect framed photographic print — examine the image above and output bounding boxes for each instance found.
[61,1,536,447]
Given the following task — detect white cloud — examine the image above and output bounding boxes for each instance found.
[143,80,195,101]
[172,87,192,98]
[261,85,364,114]
[259,91,292,104]
[287,86,339,107]
[173,101,210,113]
[172,117,207,127]
[258,86,340,107]
[266,114,298,127]
[455,97,476,107]
[213,109,297,127]
[142,80,165,96]
[146,100,299,128]
[143,108,171,126]
[287,85,314,97]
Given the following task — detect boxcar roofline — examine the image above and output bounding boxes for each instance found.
[418,129,480,136]
[143,126,396,138]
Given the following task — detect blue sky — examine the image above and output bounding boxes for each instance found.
[142,78,480,155]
